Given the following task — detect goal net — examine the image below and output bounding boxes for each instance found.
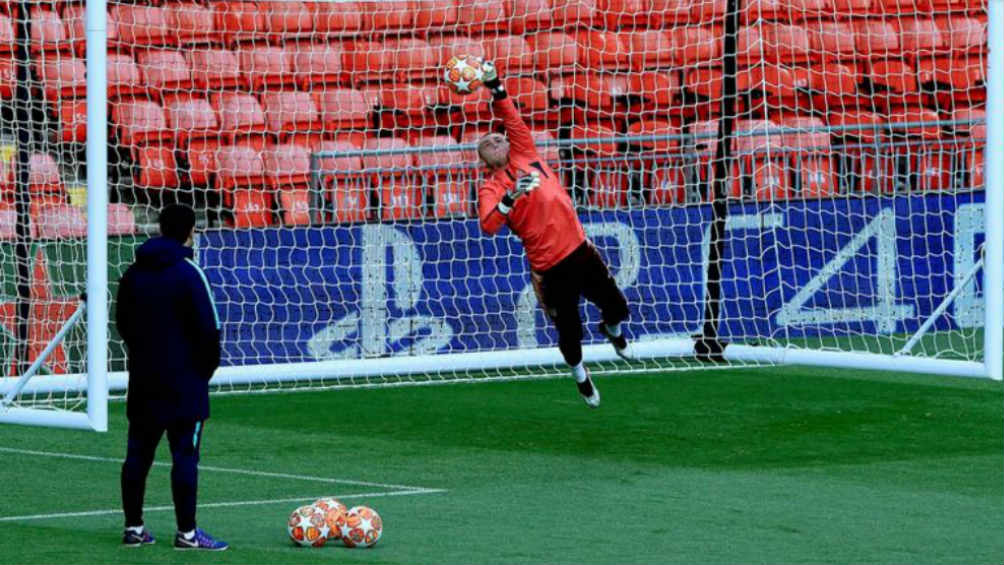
[1,0,1000,429]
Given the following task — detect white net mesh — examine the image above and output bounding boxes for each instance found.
[0,0,992,411]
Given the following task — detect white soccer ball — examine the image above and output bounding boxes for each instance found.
[339,505,383,548]
[443,54,484,95]
[312,497,348,541]
[287,504,330,547]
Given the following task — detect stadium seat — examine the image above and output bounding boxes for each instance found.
[690,119,720,152]
[137,49,195,93]
[240,45,296,91]
[30,8,68,54]
[34,203,87,239]
[212,1,264,45]
[329,183,370,224]
[111,4,173,48]
[667,27,719,67]
[456,0,507,34]
[63,6,118,57]
[762,24,812,63]
[56,99,86,143]
[278,189,312,226]
[828,110,885,142]
[553,0,602,30]
[889,107,941,139]
[0,53,12,99]
[389,39,438,82]
[624,30,673,70]
[598,0,647,29]
[261,91,322,136]
[0,13,13,53]
[412,135,462,170]
[344,40,395,84]
[376,83,440,131]
[187,48,243,90]
[506,0,552,34]
[163,95,218,145]
[24,152,63,195]
[185,137,221,186]
[551,73,628,112]
[263,143,312,188]
[732,119,780,166]
[430,35,487,66]
[107,202,137,235]
[360,0,412,33]
[625,71,679,114]
[527,33,578,75]
[748,160,793,201]
[415,0,458,32]
[626,118,679,151]
[211,92,267,139]
[854,20,900,55]
[262,1,314,41]
[650,162,686,205]
[871,0,928,15]
[803,62,860,107]
[430,178,471,218]
[483,35,534,75]
[506,76,551,115]
[869,59,919,100]
[940,16,986,54]
[918,55,985,102]
[576,31,630,71]
[362,136,414,173]
[649,0,725,26]
[289,41,347,89]
[916,149,953,191]
[737,26,765,64]
[134,144,180,189]
[832,0,873,12]
[311,1,364,36]
[964,143,983,190]
[898,18,945,55]
[38,56,85,99]
[411,136,467,218]
[952,106,985,139]
[588,169,627,209]
[314,88,372,131]
[112,99,173,149]
[570,122,619,156]
[377,176,424,220]
[163,2,217,46]
[229,189,273,228]
[107,53,147,99]
[779,116,835,198]
[215,144,267,197]
[808,21,857,61]
[316,139,368,223]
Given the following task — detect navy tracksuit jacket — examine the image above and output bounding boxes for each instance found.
[116,236,221,424]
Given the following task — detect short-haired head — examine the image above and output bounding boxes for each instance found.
[159,204,196,244]
[477,133,510,171]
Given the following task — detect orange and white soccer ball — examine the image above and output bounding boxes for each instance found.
[287,504,330,547]
[339,505,383,548]
[443,55,484,95]
[312,497,348,541]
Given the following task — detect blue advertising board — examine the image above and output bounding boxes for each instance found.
[199,192,986,366]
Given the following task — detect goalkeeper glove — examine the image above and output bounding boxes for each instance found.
[498,171,540,214]
[481,60,506,99]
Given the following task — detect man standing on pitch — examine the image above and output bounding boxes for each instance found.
[116,204,228,550]
[475,62,634,408]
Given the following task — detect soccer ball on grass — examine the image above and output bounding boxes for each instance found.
[287,504,330,547]
[339,505,383,548]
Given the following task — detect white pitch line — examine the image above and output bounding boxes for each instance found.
[0,488,446,523]
[0,446,435,491]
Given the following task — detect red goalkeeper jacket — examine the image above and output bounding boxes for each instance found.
[478,97,586,273]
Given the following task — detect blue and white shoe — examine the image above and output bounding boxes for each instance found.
[174,528,229,551]
[122,527,155,546]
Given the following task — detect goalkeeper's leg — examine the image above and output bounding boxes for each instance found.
[539,270,600,408]
[580,243,633,360]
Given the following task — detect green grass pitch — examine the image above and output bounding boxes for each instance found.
[0,366,1001,564]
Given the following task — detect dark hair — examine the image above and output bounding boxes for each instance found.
[159,204,196,243]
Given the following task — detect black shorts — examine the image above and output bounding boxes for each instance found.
[533,240,629,327]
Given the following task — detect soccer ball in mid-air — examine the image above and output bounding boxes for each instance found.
[339,505,383,548]
[287,504,330,547]
[312,497,348,541]
[443,55,484,95]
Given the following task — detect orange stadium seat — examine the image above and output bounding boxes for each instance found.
[576,31,630,71]
[262,1,314,41]
[430,177,471,219]
[137,49,195,93]
[598,0,647,29]
[749,160,792,201]
[854,20,900,56]
[264,143,312,188]
[808,22,858,61]
[918,55,985,102]
[229,189,273,228]
[365,138,420,221]
[25,153,63,195]
[316,139,368,223]
[889,107,941,139]
[649,0,725,26]
[667,27,719,67]
[868,60,921,108]
[112,99,173,149]
[872,0,929,15]
[345,40,395,84]
[311,1,363,36]
[952,106,985,139]
[528,33,580,75]
[737,26,765,65]
[762,24,812,63]
[779,116,834,198]
[362,136,413,174]
[940,16,986,54]
[415,0,458,32]
[0,203,15,239]
[898,18,944,55]
[134,144,180,189]
[626,71,680,114]
[261,91,322,136]
[553,0,602,30]
[360,0,413,33]
[314,88,372,131]
[111,4,173,48]
[431,35,486,66]
[376,83,440,132]
[531,129,560,165]
[832,0,872,13]
[212,1,264,46]
[964,142,983,190]
[277,189,312,226]
[829,110,885,142]
[551,73,628,114]
[412,135,461,169]
[108,53,148,99]
[215,144,267,196]
[289,41,347,89]
[412,135,468,218]
[187,48,243,90]
[30,8,68,54]
[916,148,954,191]
[506,76,552,115]
[38,56,85,99]
[185,136,221,186]
[506,0,552,34]
[163,95,218,145]
[163,2,217,46]
[483,35,534,75]
[570,122,619,157]
[625,30,673,70]
[456,0,507,34]
[56,99,86,143]
[211,91,267,139]
[627,118,679,151]
[390,38,438,82]
[239,45,297,91]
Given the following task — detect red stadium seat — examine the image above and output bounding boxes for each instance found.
[854,20,900,56]
[964,144,983,190]
[598,0,647,29]
[26,153,63,195]
[953,106,985,139]
[625,30,673,70]
[38,56,85,99]
[377,176,424,220]
[808,22,857,60]
[137,49,194,93]
[262,1,313,41]
[415,0,458,31]
[939,16,986,54]
[260,91,322,136]
[186,137,221,186]
[314,88,372,131]
[412,135,461,170]
[30,8,68,54]
[762,24,812,63]
[107,53,147,99]
[312,1,363,36]
[779,116,830,152]
[576,31,630,71]
[483,35,534,75]
[732,118,780,157]
[215,144,267,195]
[362,136,414,173]
[211,92,267,139]
[803,62,860,103]
[163,2,217,46]
[551,73,628,111]
[277,189,312,226]
[316,140,368,223]
[570,122,619,156]
[34,203,87,239]
[872,0,928,15]
[112,99,173,148]
[649,0,725,25]
[63,6,118,57]
[918,55,984,102]
[869,59,919,95]
[651,163,686,205]
[56,99,87,143]
[329,181,370,224]
[163,95,218,145]
[431,178,470,218]
[111,4,173,48]
[344,40,395,84]
[889,107,941,139]
[229,189,273,228]
[289,41,347,89]
[898,18,944,55]
[828,110,884,142]
[263,143,312,188]
[737,26,764,64]
[212,1,264,45]
[506,76,552,116]
[430,35,486,66]
[527,33,578,74]
[360,0,412,33]
[667,28,719,67]
[390,39,438,82]
[187,48,243,90]
[239,45,296,91]
[553,0,602,29]
[378,83,438,117]
[456,0,507,35]
[916,149,953,191]
[749,160,792,201]
[626,71,679,114]
[108,203,137,236]
[588,169,627,209]
[134,144,180,189]
[833,0,872,12]
[0,13,13,53]
[0,53,12,99]
[626,118,679,151]
[506,0,552,34]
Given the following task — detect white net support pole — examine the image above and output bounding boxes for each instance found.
[985,0,1004,381]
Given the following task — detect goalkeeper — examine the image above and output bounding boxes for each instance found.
[475,61,633,408]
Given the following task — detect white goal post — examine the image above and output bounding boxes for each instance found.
[0,0,1001,431]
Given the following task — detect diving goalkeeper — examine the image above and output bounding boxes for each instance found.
[475,61,633,408]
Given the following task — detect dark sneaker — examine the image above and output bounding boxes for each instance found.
[575,368,601,408]
[598,323,634,360]
[122,527,155,547]
[174,528,229,551]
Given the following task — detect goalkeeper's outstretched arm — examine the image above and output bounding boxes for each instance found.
[482,62,538,160]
